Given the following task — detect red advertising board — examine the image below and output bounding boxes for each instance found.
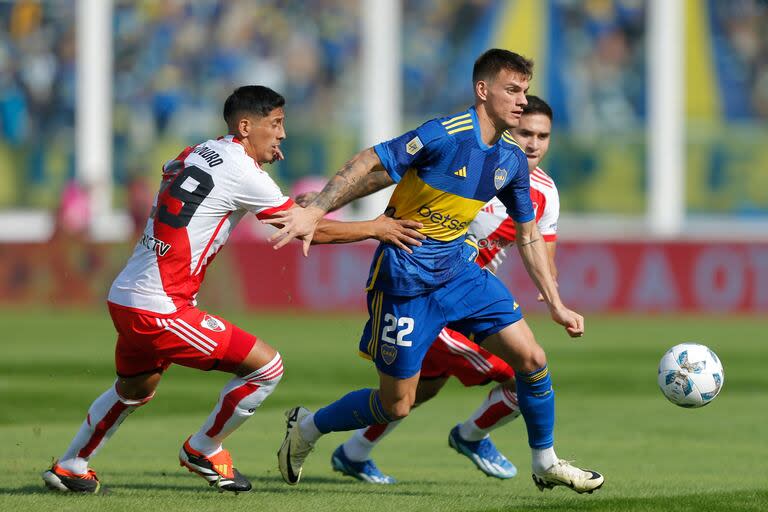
[1,240,766,313]
[229,241,768,313]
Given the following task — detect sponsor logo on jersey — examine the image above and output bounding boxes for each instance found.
[406,136,423,155]
[494,168,508,190]
[476,237,511,250]
[416,205,470,233]
[139,233,172,256]
[380,343,397,365]
[201,314,226,332]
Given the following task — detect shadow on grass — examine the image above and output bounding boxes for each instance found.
[134,470,451,493]
[1,485,51,496]
[2,477,441,498]
[1,484,116,496]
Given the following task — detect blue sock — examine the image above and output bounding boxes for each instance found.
[515,365,555,449]
[313,389,392,434]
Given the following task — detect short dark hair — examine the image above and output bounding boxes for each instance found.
[223,85,285,123]
[523,95,553,121]
[472,49,534,84]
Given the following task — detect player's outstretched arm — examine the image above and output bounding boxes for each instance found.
[536,241,558,302]
[296,175,393,214]
[312,216,425,252]
[263,148,394,255]
[515,220,583,338]
[308,148,393,212]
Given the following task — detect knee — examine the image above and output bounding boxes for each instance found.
[384,401,412,421]
[414,379,446,406]
[244,352,284,392]
[500,377,517,392]
[519,344,548,373]
[381,395,414,421]
[115,383,155,406]
[115,373,161,404]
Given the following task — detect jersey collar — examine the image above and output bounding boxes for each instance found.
[219,134,244,146]
[469,106,497,152]
[218,134,262,167]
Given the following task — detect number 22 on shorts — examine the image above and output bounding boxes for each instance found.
[381,314,414,347]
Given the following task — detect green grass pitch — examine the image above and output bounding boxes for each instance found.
[1,309,766,511]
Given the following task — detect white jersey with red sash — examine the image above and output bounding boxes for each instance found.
[108,135,293,315]
[469,167,559,271]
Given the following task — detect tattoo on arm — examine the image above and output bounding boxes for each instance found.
[311,149,393,212]
[519,238,540,247]
[324,170,392,213]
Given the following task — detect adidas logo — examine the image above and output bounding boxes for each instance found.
[454,166,467,178]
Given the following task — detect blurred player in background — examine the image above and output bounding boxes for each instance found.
[42,85,424,494]
[329,95,559,484]
[269,49,603,494]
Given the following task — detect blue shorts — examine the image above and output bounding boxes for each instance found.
[358,263,523,378]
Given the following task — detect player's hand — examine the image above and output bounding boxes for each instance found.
[295,191,319,208]
[263,206,325,256]
[549,304,584,338]
[371,214,425,254]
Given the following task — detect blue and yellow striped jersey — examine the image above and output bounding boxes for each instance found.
[368,106,533,296]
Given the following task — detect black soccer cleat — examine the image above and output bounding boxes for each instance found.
[179,437,252,493]
[42,464,102,493]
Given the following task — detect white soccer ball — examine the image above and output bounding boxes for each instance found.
[657,343,724,408]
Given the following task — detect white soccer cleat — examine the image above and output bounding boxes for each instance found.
[277,406,315,485]
[532,459,604,494]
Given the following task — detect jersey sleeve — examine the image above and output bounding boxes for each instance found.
[496,150,534,223]
[538,182,560,242]
[373,119,447,183]
[234,169,295,218]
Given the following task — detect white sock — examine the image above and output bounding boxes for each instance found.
[298,412,323,443]
[458,385,521,442]
[342,421,402,462]
[532,446,559,474]
[57,382,152,474]
[189,353,283,455]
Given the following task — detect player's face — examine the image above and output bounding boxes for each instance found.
[510,113,552,171]
[245,107,286,164]
[484,69,529,129]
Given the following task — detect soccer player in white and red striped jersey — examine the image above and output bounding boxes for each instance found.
[331,95,560,484]
[42,86,425,494]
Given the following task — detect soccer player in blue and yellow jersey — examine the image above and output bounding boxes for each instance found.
[267,49,604,494]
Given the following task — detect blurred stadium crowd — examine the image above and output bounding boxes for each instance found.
[0,0,767,216]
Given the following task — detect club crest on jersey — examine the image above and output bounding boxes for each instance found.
[201,315,226,332]
[380,344,397,365]
[406,136,423,155]
[494,168,508,190]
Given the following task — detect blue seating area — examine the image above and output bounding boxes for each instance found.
[0,0,765,215]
